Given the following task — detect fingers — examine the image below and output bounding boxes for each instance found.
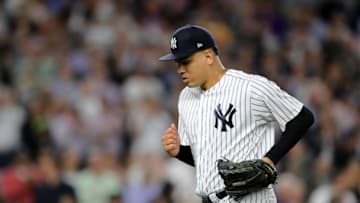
[162,127,178,146]
[164,123,178,138]
[170,123,177,131]
[162,134,177,146]
[162,123,180,156]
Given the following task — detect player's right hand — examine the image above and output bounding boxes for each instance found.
[162,123,180,157]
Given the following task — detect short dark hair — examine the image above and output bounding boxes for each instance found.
[212,47,218,55]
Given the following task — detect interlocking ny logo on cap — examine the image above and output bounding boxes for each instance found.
[170,37,177,49]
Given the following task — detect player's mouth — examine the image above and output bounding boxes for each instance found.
[182,77,189,83]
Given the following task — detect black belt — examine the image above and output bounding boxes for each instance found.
[202,190,227,203]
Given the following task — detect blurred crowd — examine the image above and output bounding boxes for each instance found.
[0,0,359,203]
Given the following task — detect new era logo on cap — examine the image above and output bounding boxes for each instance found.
[159,25,216,61]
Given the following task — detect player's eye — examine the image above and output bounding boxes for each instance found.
[181,61,190,65]
[180,59,191,65]
[176,58,191,66]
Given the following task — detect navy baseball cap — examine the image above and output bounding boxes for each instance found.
[159,25,217,61]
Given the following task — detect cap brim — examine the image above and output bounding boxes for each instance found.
[159,51,194,61]
[159,53,178,61]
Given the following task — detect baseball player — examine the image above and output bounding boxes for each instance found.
[160,25,314,203]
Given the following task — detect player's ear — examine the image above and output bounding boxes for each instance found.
[203,49,214,65]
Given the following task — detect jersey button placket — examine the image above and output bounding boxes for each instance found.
[198,92,205,191]
[199,91,213,194]
[201,91,212,193]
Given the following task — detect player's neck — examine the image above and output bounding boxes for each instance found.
[201,62,227,91]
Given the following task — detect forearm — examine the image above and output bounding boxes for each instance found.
[265,106,314,164]
[175,145,195,166]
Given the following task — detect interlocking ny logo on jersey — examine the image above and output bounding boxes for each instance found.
[214,103,237,132]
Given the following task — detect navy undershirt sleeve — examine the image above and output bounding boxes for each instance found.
[175,145,195,166]
[265,106,314,164]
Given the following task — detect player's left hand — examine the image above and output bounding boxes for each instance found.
[217,158,277,199]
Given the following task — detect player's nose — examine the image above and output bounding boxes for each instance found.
[177,65,186,75]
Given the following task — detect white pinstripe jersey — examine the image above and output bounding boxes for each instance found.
[177,69,303,203]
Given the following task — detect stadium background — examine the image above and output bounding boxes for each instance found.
[0,0,359,202]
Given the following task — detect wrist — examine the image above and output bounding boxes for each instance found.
[175,145,195,166]
[261,157,276,169]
